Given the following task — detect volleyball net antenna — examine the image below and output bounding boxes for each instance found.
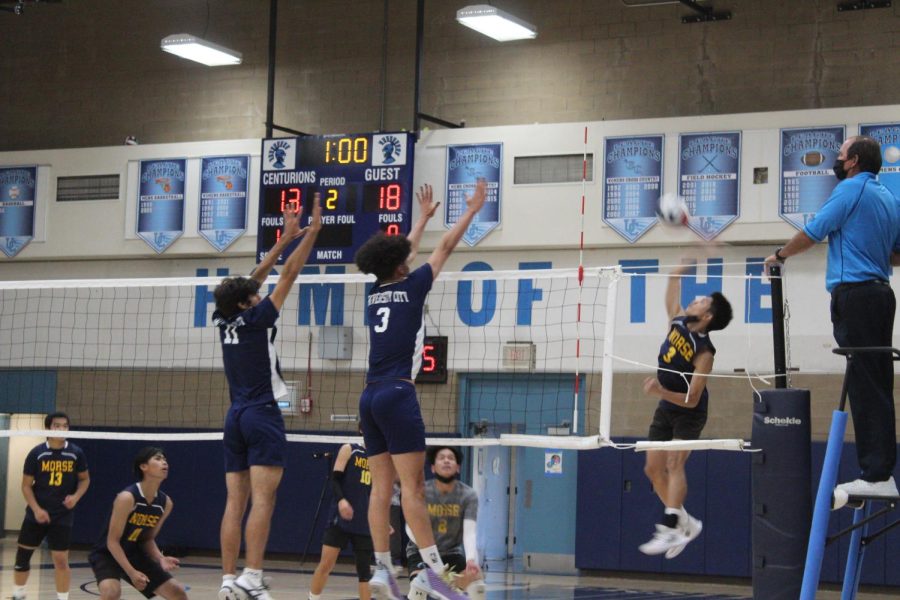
[0,267,620,447]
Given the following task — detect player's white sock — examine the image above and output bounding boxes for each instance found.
[13,585,26,599]
[675,506,689,527]
[57,593,69,600]
[375,551,393,570]
[309,592,322,600]
[223,574,237,583]
[418,545,446,573]
[241,568,263,586]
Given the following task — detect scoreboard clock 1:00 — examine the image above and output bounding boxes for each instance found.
[258,132,415,265]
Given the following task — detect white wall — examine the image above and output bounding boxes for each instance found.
[0,106,897,377]
[1,104,900,261]
[4,414,43,531]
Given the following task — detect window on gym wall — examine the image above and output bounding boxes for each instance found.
[514,154,593,184]
[56,174,120,201]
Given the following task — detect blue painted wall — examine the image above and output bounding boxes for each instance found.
[70,433,341,555]
[576,439,900,586]
[0,370,56,413]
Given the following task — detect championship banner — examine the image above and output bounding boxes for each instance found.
[446,143,501,246]
[0,166,36,258]
[860,123,900,200]
[137,159,186,253]
[199,155,249,252]
[602,135,664,243]
[678,131,741,241]
[779,126,844,230]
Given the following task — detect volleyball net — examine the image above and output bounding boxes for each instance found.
[0,258,806,451]
[0,266,621,447]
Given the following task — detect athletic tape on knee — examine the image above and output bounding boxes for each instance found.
[14,547,35,571]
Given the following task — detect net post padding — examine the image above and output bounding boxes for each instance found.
[599,268,619,441]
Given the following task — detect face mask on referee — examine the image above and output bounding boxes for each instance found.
[832,158,848,181]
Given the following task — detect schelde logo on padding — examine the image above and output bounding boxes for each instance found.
[764,416,803,426]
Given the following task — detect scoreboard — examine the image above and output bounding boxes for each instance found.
[258,132,415,264]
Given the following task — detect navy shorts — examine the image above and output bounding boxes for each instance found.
[359,380,426,456]
[648,406,707,441]
[18,517,72,551]
[224,400,287,472]
[89,549,172,599]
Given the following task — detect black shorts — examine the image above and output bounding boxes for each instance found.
[407,551,466,580]
[648,405,707,441]
[322,525,374,555]
[89,549,172,599]
[18,518,72,551]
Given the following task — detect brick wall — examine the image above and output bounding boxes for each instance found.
[3,0,900,151]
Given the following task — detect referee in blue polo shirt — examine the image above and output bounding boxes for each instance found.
[766,135,900,498]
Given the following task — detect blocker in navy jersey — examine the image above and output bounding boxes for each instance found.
[213,295,288,406]
[656,315,716,414]
[23,441,88,526]
[328,444,372,535]
[365,263,433,382]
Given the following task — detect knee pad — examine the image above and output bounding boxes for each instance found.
[356,555,372,582]
[14,547,35,572]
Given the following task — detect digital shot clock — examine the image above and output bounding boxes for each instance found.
[258,132,414,265]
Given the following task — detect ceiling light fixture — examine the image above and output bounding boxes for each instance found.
[160,33,242,66]
[455,4,537,42]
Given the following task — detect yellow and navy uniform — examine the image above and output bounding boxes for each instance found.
[93,483,168,554]
[328,444,371,535]
[23,441,88,526]
[656,315,716,414]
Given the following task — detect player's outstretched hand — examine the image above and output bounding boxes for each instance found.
[309,192,323,232]
[160,556,180,572]
[466,178,487,213]
[416,183,440,220]
[282,202,303,241]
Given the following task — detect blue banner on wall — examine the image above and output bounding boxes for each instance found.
[678,132,741,241]
[138,159,186,253]
[446,143,501,246]
[199,155,249,252]
[779,126,844,230]
[602,135,663,243]
[860,122,900,200]
[0,166,36,258]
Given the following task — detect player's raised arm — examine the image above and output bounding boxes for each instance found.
[664,263,691,320]
[268,192,323,311]
[251,201,305,286]
[427,178,486,279]
[406,183,440,265]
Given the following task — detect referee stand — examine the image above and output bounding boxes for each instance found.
[800,346,900,600]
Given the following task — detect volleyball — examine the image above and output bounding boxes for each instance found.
[656,193,689,226]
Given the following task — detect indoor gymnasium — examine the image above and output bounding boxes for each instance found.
[1,2,899,599]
